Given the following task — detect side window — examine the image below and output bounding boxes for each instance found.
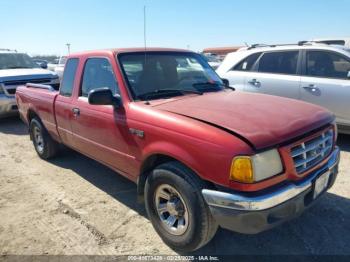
[233,52,261,71]
[258,51,299,75]
[60,58,79,97]
[81,58,119,97]
[306,51,350,79]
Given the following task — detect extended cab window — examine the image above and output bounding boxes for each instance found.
[233,52,261,71]
[60,58,79,97]
[81,58,119,97]
[257,51,299,75]
[306,51,350,79]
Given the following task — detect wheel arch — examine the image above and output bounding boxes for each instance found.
[28,109,39,120]
[27,109,41,140]
[137,152,215,203]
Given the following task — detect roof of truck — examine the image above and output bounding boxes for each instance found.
[70,47,191,57]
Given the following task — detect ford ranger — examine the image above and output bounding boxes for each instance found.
[16,48,340,252]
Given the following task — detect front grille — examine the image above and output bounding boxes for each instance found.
[291,128,334,174]
[3,78,52,86]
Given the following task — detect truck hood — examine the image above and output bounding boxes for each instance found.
[0,68,58,81]
[152,91,334,149]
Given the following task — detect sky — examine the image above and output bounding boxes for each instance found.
[1,0,349,55]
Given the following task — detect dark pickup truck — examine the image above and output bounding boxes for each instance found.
[16,48,340,252]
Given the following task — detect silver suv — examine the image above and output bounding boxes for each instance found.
[217,42,350,134]
[0,49,60,118]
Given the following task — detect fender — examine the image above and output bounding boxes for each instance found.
[141,140,203,179]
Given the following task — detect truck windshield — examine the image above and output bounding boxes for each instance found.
[118,52,224,100]
[0,53,39,70]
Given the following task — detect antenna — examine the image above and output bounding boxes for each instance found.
[143,6,147,51]
[143,5,148,70]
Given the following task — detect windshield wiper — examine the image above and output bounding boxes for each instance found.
[193,82,221,88]
[224,85,235,91]
[138,89,203,100]
[193,82,235,91]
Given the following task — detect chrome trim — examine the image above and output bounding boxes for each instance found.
[26,83,55,91]
[202,147,340,211]
[291,129,334,174]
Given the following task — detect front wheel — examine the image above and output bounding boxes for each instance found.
[145,162,218,252]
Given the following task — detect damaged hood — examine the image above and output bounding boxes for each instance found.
[152,91,334,149]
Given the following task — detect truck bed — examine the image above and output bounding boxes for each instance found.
[16,84,60,141]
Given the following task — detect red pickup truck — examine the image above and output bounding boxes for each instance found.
[16,48,340,252]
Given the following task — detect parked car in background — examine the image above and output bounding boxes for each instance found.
[47,55,67,79]
[0,49,60,118]
[16,48,339,251]
[33,59,48,69]
[217,42,350,134]
[202,53,222,69]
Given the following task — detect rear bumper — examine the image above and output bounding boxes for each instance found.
[0,95,18,118]
[202,146,340,234]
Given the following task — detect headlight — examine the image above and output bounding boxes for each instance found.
[230,149,283,183]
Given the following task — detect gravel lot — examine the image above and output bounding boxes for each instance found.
[0,117,349,256]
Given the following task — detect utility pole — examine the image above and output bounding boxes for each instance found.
[66,43,71,55]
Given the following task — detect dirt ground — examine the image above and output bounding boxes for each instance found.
[0,117,350,256]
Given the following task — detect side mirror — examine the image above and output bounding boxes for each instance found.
[221,78,230,87]
[88,88,122,108]
[347,71,350,79]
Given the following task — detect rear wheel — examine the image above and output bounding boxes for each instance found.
[145,162,218,252]
[30,118,59,159]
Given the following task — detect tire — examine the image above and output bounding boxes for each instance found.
[145,161,218,252]
[30,118,59,159]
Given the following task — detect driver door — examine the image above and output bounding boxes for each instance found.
[70,57,133,174]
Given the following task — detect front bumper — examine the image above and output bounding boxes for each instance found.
[0,95,18,118]
[202,146,340,234]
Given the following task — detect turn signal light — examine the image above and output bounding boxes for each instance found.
[229,157,254,183]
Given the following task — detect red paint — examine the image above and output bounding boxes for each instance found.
[16,48,336,192]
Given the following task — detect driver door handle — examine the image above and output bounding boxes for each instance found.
[248,79,261,87]
[72,108,80,116]
[303,84,320,93]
